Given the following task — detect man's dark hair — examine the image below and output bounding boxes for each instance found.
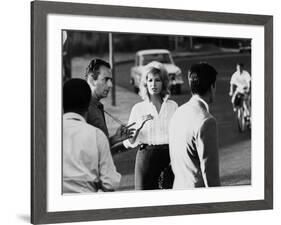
[85,58,111,80]
[63,78,92,114]
[188,62,217,96]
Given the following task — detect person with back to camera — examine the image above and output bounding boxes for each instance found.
[123,61,178,190]
[63,78,121,193]
[169,62,221,189]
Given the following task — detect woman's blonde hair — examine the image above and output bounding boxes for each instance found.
[139,61,170,100]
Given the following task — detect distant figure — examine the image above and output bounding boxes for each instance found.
[124,61,178,190]
[63,78,121,193]
[85,58,134,152]
[169,62,220,189]
[229,63,251,115]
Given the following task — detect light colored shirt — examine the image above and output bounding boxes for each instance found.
[63,112,121,193]
[123,98,178,148]
[230,70,251,93]
[169,95,220,189]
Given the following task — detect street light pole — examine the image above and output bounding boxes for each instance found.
[174,36,178,51]
[189,36,193,50]
[109,32,116,106]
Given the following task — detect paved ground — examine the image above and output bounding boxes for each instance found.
[71,51,251,190]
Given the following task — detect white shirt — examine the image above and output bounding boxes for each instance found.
[63,112,121,193]
[169,95,220,188]
[230,70,251,93]
[123,98,178,148]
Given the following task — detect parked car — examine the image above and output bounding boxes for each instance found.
[130,49,184,95]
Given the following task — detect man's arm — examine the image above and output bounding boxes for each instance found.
[96,129,121,191]
[229,83,235,96]
[197,117,220,187]
[229,72,237,96]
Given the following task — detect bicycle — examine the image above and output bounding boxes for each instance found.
[233,92,251,132]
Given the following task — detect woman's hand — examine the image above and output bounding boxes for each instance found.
[128,114,154,145]
[139,114,154,130]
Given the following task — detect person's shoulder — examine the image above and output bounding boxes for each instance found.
[231,71,239,78]
[167,99,177,105]
[81,122,100,135]
[198,116,217,137]
[201,115,217,128]
[169,102,191,128]
[230,71,238,83]
[83,123,108,141]
[132,101,147,110]
[244,70,251,77]
[178,101,190,110]
[81,122,98,133]
[171,102,189,117]
[166,99,178,108]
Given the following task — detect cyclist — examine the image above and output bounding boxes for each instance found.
[229,63,251,117]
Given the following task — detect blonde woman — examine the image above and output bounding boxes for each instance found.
[124,61,178,190]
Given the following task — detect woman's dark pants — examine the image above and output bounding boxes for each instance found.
[135,144,172,190]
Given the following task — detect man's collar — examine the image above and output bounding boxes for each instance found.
[192,94,209,112]
[90,96,104,110]
[63,112,86,122]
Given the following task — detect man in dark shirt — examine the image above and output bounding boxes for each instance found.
[85,58,134,153]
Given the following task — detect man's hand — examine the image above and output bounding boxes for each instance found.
[110,123,136,146]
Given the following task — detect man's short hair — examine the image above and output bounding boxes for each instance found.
[63,78,92,113]
[85,58,111,80]
[188,62,217,96]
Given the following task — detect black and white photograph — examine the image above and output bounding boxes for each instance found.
[30,1,273,224]
[62,30,252,193]
[1,0,278,224]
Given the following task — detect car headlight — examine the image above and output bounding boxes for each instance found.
[175,69,182,76]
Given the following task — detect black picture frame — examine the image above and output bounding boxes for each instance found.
[31,0,273,224]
